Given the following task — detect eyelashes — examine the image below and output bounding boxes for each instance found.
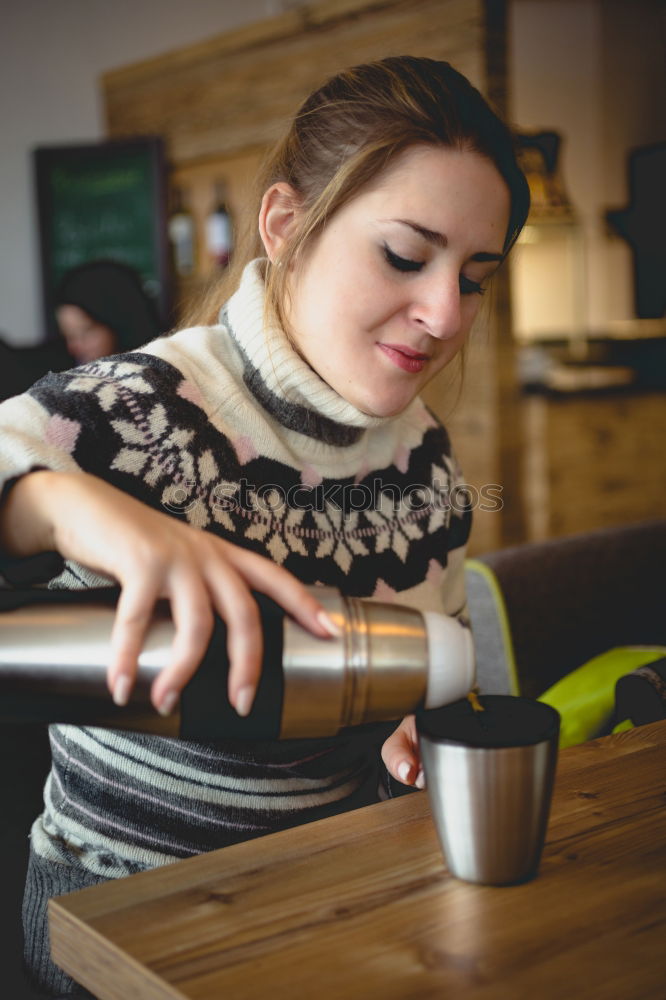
[459,275,486,296]
[383,243,423,273]
[382,243,486,295]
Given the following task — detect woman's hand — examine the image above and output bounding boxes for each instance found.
[0,470,338,716]
[381,715,425,789]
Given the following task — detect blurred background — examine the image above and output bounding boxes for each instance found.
[0,0,664,557]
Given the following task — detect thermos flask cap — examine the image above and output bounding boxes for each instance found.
[422,611,475,709]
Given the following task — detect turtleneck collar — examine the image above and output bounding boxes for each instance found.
[221,259,393,447]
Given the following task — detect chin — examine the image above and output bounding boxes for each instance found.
[357,394,414,419]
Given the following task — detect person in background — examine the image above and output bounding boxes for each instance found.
[0,261,161,403]
[54,259,162,364]
[0,56,529,997]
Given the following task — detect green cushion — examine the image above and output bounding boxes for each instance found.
[538,646,666,749]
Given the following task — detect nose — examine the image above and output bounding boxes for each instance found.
[409,275,462,341]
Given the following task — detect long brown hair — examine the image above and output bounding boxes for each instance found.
[191,56,529,330]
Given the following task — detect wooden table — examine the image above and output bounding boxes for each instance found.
[49,721,666,1000]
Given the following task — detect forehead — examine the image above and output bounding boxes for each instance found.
[56,304,92,327]
[353,144,510,251]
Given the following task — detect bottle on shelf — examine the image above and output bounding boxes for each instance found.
[168,186,196,278]
[205,180,233,270]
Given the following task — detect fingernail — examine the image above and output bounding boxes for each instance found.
[398,760,411,783]
[235,685,255,718]
[317,610,342,638]
[113,676,132,707]
[415,769,426,790]
[158,690,179,717]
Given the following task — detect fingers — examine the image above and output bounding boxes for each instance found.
[146,540,266,717]
[381,716,425,788]
[149,571,215,715]
[108,579,162,706]
[109,562,218,716]
[202,566,263,717]
[204,542,343,718]
[106,523,342,721]
[224,544,341,640]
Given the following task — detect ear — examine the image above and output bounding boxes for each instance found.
[258,182,302,262]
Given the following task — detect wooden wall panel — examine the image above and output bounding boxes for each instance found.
[103,0,484,162]
[544,392,666,539]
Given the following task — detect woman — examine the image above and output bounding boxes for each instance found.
[0,261,157,403]
[55,259,161,364]
[0,56,528,996]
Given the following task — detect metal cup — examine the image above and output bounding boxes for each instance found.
[417,695,560,885]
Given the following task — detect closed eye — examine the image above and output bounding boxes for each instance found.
[384,241,487,294]
[459,275,486,296]
[383,243,424,273]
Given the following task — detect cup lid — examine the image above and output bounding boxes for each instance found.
[416,694,560,748]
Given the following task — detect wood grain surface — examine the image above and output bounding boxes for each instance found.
[49,721,666,1000]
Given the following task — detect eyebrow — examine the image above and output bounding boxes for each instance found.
[393,219,504,262]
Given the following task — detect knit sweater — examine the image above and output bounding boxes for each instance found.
[0,259,471,878]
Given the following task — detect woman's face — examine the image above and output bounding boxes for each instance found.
[56,304,117,364]
[285,145,510,417]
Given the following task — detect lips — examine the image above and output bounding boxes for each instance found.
[377,343,430,373]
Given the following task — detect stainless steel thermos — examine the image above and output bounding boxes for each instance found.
[0,585,475,740]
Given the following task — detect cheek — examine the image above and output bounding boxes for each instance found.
[83,327,116,359]
[296,239,402,344]
[89,332,107,353]
[344,271,405,333]
[462,294,485,329]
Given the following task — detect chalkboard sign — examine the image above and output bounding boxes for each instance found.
[34,137,170,339]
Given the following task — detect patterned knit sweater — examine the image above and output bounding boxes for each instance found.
[0,259,471,877]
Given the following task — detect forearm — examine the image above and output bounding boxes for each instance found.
[0,469,62,558]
